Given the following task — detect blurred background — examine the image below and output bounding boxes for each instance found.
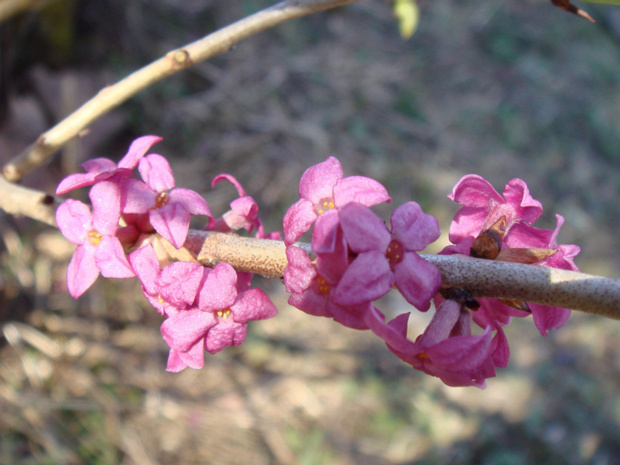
[1,0,620,463]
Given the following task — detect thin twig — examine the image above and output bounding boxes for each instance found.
[0,176,59,227]
[0,0,57,23]
[2,0,361,182]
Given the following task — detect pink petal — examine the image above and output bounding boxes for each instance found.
[212,173,248,197]
[339,203,391,253]
[95,236,135,278]
[425,327,493,371]
[205,320,247,354]
[333,175,390,208]
[157,262,204,308]
[283,198,317,245]
[366,308,417,354]
[502,178,543,225]
[197,262,238,310]
[139,154,175,192]
[66,244,99,298]
[122,179,156,214]
[448,174,503,207]
[89,181,121,236]
[168,188,212,217]
[417,300,461,347]
[390,202,440,251]
[284,246,317,295]
[288,290,331,317]
[332,250,393,306]
[530,303,571,337]
[311,210,340,253]
[150,203,190,249]
[299,156,343,204]
[128,245,161,296]
[327,301,371,330]
[56,200,92,244]
[393,252,441,311]
[161,309,216,352]
[231,288,278,322]
[118,135,163,170]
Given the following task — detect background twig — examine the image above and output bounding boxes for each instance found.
[2,0,360,182]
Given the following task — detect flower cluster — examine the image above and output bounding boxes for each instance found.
[283,162,579,388]
[56,137,579,387]
[55,137,278,371]
[435,175,580,372]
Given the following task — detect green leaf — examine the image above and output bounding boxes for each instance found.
[394,0,420,40]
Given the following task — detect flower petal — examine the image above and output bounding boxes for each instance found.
[339,203,391,253]
[118,135,163,170]
[66,244,99,298]
[299,156,343,204]
[283,198,317,245]
[161,309,216,352]
[332,250,393,306]
[393,252,441,311]
[139,154,175,192]
[95,236,135,278]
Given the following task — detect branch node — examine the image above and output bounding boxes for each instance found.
[168,49,193,69]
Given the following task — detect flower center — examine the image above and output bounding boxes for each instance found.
[216,308,232,319]
[386,239,404,267]
[156,192,169,208]
[315,198,335,216]
[87,230,102,246]
[316,275,330,295]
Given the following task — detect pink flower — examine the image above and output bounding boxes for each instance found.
[284,234,373,329]
[332,202,441,311]
[445,175,581,336]
[161,263,277,372]
[56,136,162,194]
[209,174,281,240]
[56,182,134,298]
[129,244,204,316]
[123,154,212,248]
[283,156,390,252]
[448,175,544,244]
[384,301,496,388]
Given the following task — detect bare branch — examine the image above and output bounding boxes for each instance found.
[181,230,620,320]
[0,0,57,23]
[0,176,59,227]
[2,0,361,181]
[2,182,618,321]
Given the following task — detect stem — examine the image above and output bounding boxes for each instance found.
[2,180,619,320]
[181,230,620,320]
[2,0,360,181]
[0,176,59,227]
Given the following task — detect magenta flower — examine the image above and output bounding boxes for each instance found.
[448,175,544,245]
[56,182,134,298]
[129,244,204,316]
[332,202,441,311]
[285,234,373,329]
[283,156,390,252]
[56,135,162,194]
[385,301,496,388]
[161,262,277,372]
[123,154,212,248]
[445,175,581,337]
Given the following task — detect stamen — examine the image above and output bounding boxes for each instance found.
[316,276,330,294]
[386,239,404,267]
[156,192,169,208]
[315,198,335,216]
[216,308,232,319]
[87,230,102,246]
